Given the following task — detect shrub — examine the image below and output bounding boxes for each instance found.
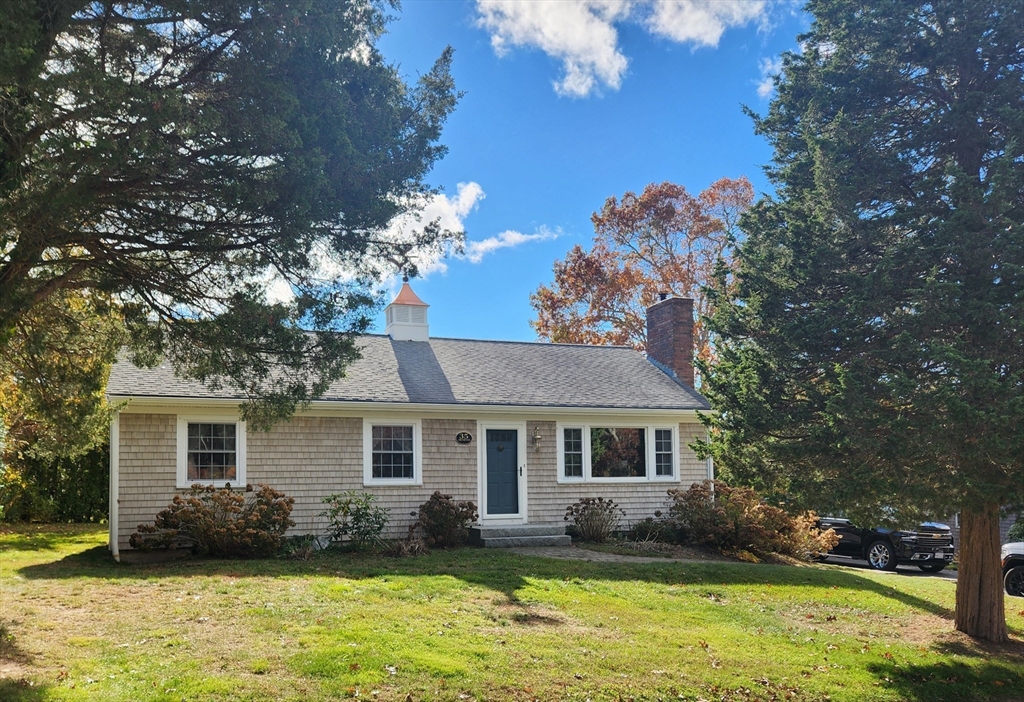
[129,483,295,558]
[414,491,478,548]
[320,491,390,549]
[564,497,625,543]
[1009,518,1024,543]
[666,480,837,561]
[384,523,430,557]
[626,515,678,543]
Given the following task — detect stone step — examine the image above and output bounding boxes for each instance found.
[470,524,566,539]
[480,534,573,549]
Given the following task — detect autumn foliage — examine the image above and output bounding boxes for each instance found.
[530,178,753,369]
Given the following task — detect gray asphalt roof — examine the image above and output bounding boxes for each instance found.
[107,334,710,411]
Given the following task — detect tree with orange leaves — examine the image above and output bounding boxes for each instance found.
[530,178,753,371]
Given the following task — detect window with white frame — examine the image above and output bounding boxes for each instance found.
[363,419,422,485]
[557,424,677,482]
[176,417,247,488]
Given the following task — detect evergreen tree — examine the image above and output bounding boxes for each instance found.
[0,1,459,428]
[703,0,1024,642]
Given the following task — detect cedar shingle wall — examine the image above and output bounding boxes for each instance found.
[525,420,707,526]
[117,414,707,548]
[247,416,478,537]
[117,413,177,550]
[117,414,478,547]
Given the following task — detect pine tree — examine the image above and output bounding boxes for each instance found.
[703,0,1024,642]
[0,1,459,428]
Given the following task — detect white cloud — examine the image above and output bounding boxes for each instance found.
[464,226,561,263]
[264,181,559,304]
[644,0,766,45]
[477,0,631,98]
[756,55,782,98]
[475,0,770,97]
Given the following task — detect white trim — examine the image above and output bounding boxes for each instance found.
[175,415,247,488]
[706,428,715,481]
[109,411,120,561]
[477,420,528,524]
[362,418,423,486]
[555,422,681,484]
[110,396,707,420]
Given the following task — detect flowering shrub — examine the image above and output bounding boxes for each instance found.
[666,480,837,561]
[564,497,625,543]
[320,491,390,549]
[129,483,295,558]
[414,491,478,548]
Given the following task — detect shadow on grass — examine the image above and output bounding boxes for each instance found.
[0,619,47,702]
[0,680,48,702]
[14,541,1024,701]
[20,542,955,622]
[867,659,1024,702]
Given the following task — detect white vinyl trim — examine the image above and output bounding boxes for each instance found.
[175,415,247,488]
[477,421,528,524]
[109,411,120,560]
[555,422,681,484]
[362,418,423,486]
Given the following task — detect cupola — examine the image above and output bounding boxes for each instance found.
[385,279,429,341]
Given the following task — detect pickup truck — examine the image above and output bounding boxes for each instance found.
[1003,542,1024,597]
[818,517,954,572]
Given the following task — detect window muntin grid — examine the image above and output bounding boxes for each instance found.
[186,423,237,482]
[371,425,415,479]
[563,428,584,478]
[654,428,674,477]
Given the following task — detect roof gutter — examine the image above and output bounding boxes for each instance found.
[106,395,710,418]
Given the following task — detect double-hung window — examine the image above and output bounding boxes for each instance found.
[176,417,247,488]
[557,424,678,483]
[363,419,422,486]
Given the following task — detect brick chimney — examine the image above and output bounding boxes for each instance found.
[646,295,695,388]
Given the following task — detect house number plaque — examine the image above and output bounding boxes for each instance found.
[455,432,473,444]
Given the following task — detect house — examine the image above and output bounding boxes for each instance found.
[106,284,712,557]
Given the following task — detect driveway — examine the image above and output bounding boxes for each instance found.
[820,555,957,581]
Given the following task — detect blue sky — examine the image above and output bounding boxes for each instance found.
[369,0,808,341]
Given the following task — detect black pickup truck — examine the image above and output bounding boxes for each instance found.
[818,517,955,572]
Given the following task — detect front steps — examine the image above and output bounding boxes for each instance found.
[469,524,571,548]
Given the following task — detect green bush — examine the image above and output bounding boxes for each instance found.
[564,497,625,543]
[320,490,390,549]
[1008,518,1024,543]
[129,483,295,557]
[1,445,109,523]
[414,491,478,548]
[666,480,838,561]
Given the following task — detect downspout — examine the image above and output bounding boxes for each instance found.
[705,428,714,481]
[109,410,120,562]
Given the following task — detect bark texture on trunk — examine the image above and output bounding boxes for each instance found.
[954,502,1008,642]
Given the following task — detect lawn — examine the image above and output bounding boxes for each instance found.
[1,525,1023,702]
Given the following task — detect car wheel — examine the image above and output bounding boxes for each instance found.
[1005,565,1024,598]
[866,540,897,571]
[917,562,946,573]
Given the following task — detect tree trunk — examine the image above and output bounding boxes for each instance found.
[954,502,1008,642]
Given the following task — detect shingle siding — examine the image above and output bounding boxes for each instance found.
[525,420,707,526]
[117,413,177,550]
[117,413,707,549]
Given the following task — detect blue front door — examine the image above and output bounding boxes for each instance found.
[486,429,519,515]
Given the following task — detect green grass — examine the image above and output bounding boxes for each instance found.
[1,525,1022,701]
